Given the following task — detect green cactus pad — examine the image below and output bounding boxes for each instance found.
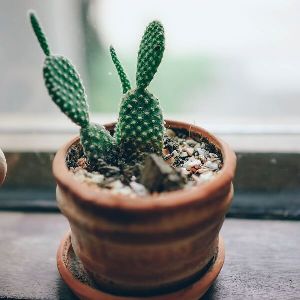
[30,11,117,167]
[80,123,117,165]
[43,56,90,127]
[29,11,51,56]
[136,21,165,89]
[110,46,131,94]
[116,88,164,161]
[113,20,166,161]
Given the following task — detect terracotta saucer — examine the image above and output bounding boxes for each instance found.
[57,232,225,300]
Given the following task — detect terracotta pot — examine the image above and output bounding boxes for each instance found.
[0,148,7,185]
[54,120,236,296]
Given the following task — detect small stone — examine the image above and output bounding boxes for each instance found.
[200,171,214,182]
[73,169,86,181]
[90,172,105,183]
[130,182,148,196]
[196,148,207,156]
[141,154,185,192]
[186,147,194,156]
[77,157,87,168]
[166,129,176,137]
[107,180,123,189]
[204,161,218,170]
[108,180,133,195]
[172,150,179,157]
[190,166,199,173]
[73,169,104,185]
[183,158,201,171]
[215,159,222,166]
[164,154,175,165]
[209,153,218,159]
[191,174,201,183]
[180,168,190,176]
[163,153,172,160]
[180,152,188,158]
[196,167,210,174]
[112,186,133,195]
[198,155,207,163]
[162,148,169,156]
[186,139,197,146]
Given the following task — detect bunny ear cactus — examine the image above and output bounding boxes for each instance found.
[111,21,165,162]
[29,12,117,166]
[30,11,166,170]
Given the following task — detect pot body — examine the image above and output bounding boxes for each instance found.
[54,120,236,296]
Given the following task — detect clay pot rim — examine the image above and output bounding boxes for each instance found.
[52,120,236,211]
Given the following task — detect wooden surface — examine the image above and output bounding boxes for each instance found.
[0,213,299,300]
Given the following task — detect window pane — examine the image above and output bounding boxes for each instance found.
[0,0,299,131]
[85,0,300,122]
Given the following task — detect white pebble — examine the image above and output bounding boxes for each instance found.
[112,186,133,195]
[204,161,218,170]
[186,147,194,156]
[90,173,105,183]
[186,139,197,146]
[200,171,214,182]
[180,168,190,176]
[184,159,202,171]
[73,169,104,184]
[172,150,179,157]
[130,182,148,196]
[196,148,207,156]
[108,180,124,189]
[180,152,188,158]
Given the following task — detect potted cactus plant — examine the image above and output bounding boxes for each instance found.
[30,11,236,300]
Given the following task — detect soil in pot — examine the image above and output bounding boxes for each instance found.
[66,127,223,197]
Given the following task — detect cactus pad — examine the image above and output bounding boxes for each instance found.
[43,56,90,127]
[116,89,164,161]
[30,11,116,166]
[80,123,117,166]
[113,20,165,161]
[29,12,51,56]
[136,21,165,89]
[110,46,131,94]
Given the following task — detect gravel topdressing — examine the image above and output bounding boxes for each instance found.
[67,128,223,197]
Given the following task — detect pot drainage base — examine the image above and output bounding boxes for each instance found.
[57,232,225,300]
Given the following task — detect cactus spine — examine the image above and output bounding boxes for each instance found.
[111,21,165,162]
[29,12,116,166]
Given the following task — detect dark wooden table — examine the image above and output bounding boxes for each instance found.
[0,212,299,300]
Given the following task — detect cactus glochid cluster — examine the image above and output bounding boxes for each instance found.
[30,11,165,168]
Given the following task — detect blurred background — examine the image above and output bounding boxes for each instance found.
[0,0,300,143]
